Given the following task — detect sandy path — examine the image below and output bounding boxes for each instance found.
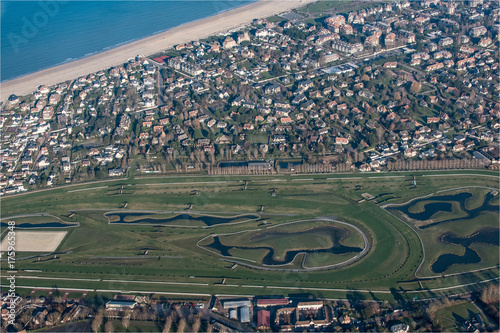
[0,231,67,252]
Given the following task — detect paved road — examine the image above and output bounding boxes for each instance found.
[149,58,166,107]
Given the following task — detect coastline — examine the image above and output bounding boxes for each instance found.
[0,0,314,101]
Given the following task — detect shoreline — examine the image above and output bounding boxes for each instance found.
[0,0,314,101]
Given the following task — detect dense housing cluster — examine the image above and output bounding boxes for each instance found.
[4,289,497,332]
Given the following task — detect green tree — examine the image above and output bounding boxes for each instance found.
[193,129,204,140]
[368,132,378,146]
[410,81,422,94]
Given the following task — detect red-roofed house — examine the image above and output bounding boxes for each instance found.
[153,55,169,63]
[385,33,396,45]
[365,36,379,46]
[257,310,271,330]
[243,123,255,130]
[257,299,289,307]
[336,137,349,145]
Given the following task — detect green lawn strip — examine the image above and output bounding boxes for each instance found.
[227,247,269,263]
[246,133,269,144]
[296,0,343,13]
[265,15,284,23]
[65,291,86,299]
[31,290,49,298]
[305,252,357,267]
[2,215,65,224]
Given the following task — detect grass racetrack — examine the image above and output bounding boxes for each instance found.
[1,170,498,302]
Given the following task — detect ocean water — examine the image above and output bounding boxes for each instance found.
[1,0,254,82]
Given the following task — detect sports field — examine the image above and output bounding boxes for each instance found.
[1,170,498,302]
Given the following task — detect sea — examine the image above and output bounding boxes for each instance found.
[1,0,254,82]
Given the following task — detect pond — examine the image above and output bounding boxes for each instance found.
[205,226,362,266]
[0,222,76,229]
[107,212,260,226]
[387,191,499,229]
[219,161,249,168]
[431,227,499,273]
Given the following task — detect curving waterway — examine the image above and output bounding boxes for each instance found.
[0,222,75,229]
[107,212,259,226]
[431,227,499,273]
[206,226,362,266]
[387,191,499,229]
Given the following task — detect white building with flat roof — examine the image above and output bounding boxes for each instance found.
[297,301,323,310]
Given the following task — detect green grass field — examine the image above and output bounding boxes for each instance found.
[1,170,498,302]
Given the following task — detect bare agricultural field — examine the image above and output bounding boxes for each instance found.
[0,231,67,252]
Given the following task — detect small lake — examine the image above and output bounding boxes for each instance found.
[107,212,260,226]
[206,226,362,266]
[218,160,270,168]
[219,161,248,168]
[431,227,499,273]
[0,222,76,229]
[387,191,499,229]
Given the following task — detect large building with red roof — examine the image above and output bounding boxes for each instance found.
[256,298,289,307]
[257,310,271,329]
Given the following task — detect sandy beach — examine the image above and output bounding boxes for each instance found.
[1,0,315,101]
